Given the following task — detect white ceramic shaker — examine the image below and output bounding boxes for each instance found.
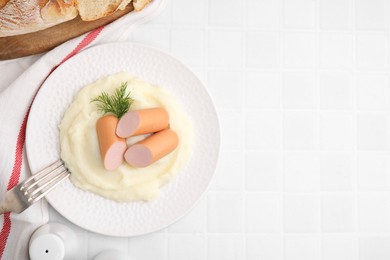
[29,223,78,260]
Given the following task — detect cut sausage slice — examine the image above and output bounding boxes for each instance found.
[124,128,179,167]
[96,115,127,170]
[116,108,169,138]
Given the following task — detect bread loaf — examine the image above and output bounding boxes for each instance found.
[0,0,78,37]
[0,0,151,37]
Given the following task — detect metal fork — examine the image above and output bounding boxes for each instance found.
[0,160,69,215]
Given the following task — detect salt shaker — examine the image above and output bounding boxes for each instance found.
[29,223,78,260]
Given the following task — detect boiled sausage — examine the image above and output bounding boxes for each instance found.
[124,128,179,167]
[116,108,169,138]
[96,115,127,170]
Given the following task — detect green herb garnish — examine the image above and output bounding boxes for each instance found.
[91,82,134,118]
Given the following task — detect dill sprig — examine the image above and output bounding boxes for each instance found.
[91,82,134,118]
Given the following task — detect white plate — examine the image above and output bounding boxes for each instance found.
[26,43,220,237]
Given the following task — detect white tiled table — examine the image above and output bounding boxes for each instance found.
[50,0,390,259]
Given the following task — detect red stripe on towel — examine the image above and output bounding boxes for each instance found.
[0,26,104,259]
[60,26,104,65]
[0,214,10,258]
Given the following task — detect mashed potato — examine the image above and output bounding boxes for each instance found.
[59,72,193,201]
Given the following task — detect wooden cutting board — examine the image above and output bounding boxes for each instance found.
[0,5,134,60]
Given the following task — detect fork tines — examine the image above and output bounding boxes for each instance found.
[20,160,70,203]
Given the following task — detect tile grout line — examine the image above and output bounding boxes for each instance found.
[388,0,390,74]
[242,0,248,259]
[280,0,285,259]
[194,230,390,235]
[146,23,389,33]
[205,189,388,195]
[316,0,322,259]
[200,66,390,73]
[352,0,360,255]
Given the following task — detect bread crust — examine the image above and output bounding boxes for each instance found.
[133,0,151,11]
[0,0,77,36]
[41,0,78,23]
[0,0,9,9]
[75,0,132,21]
[38,0,49,9]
